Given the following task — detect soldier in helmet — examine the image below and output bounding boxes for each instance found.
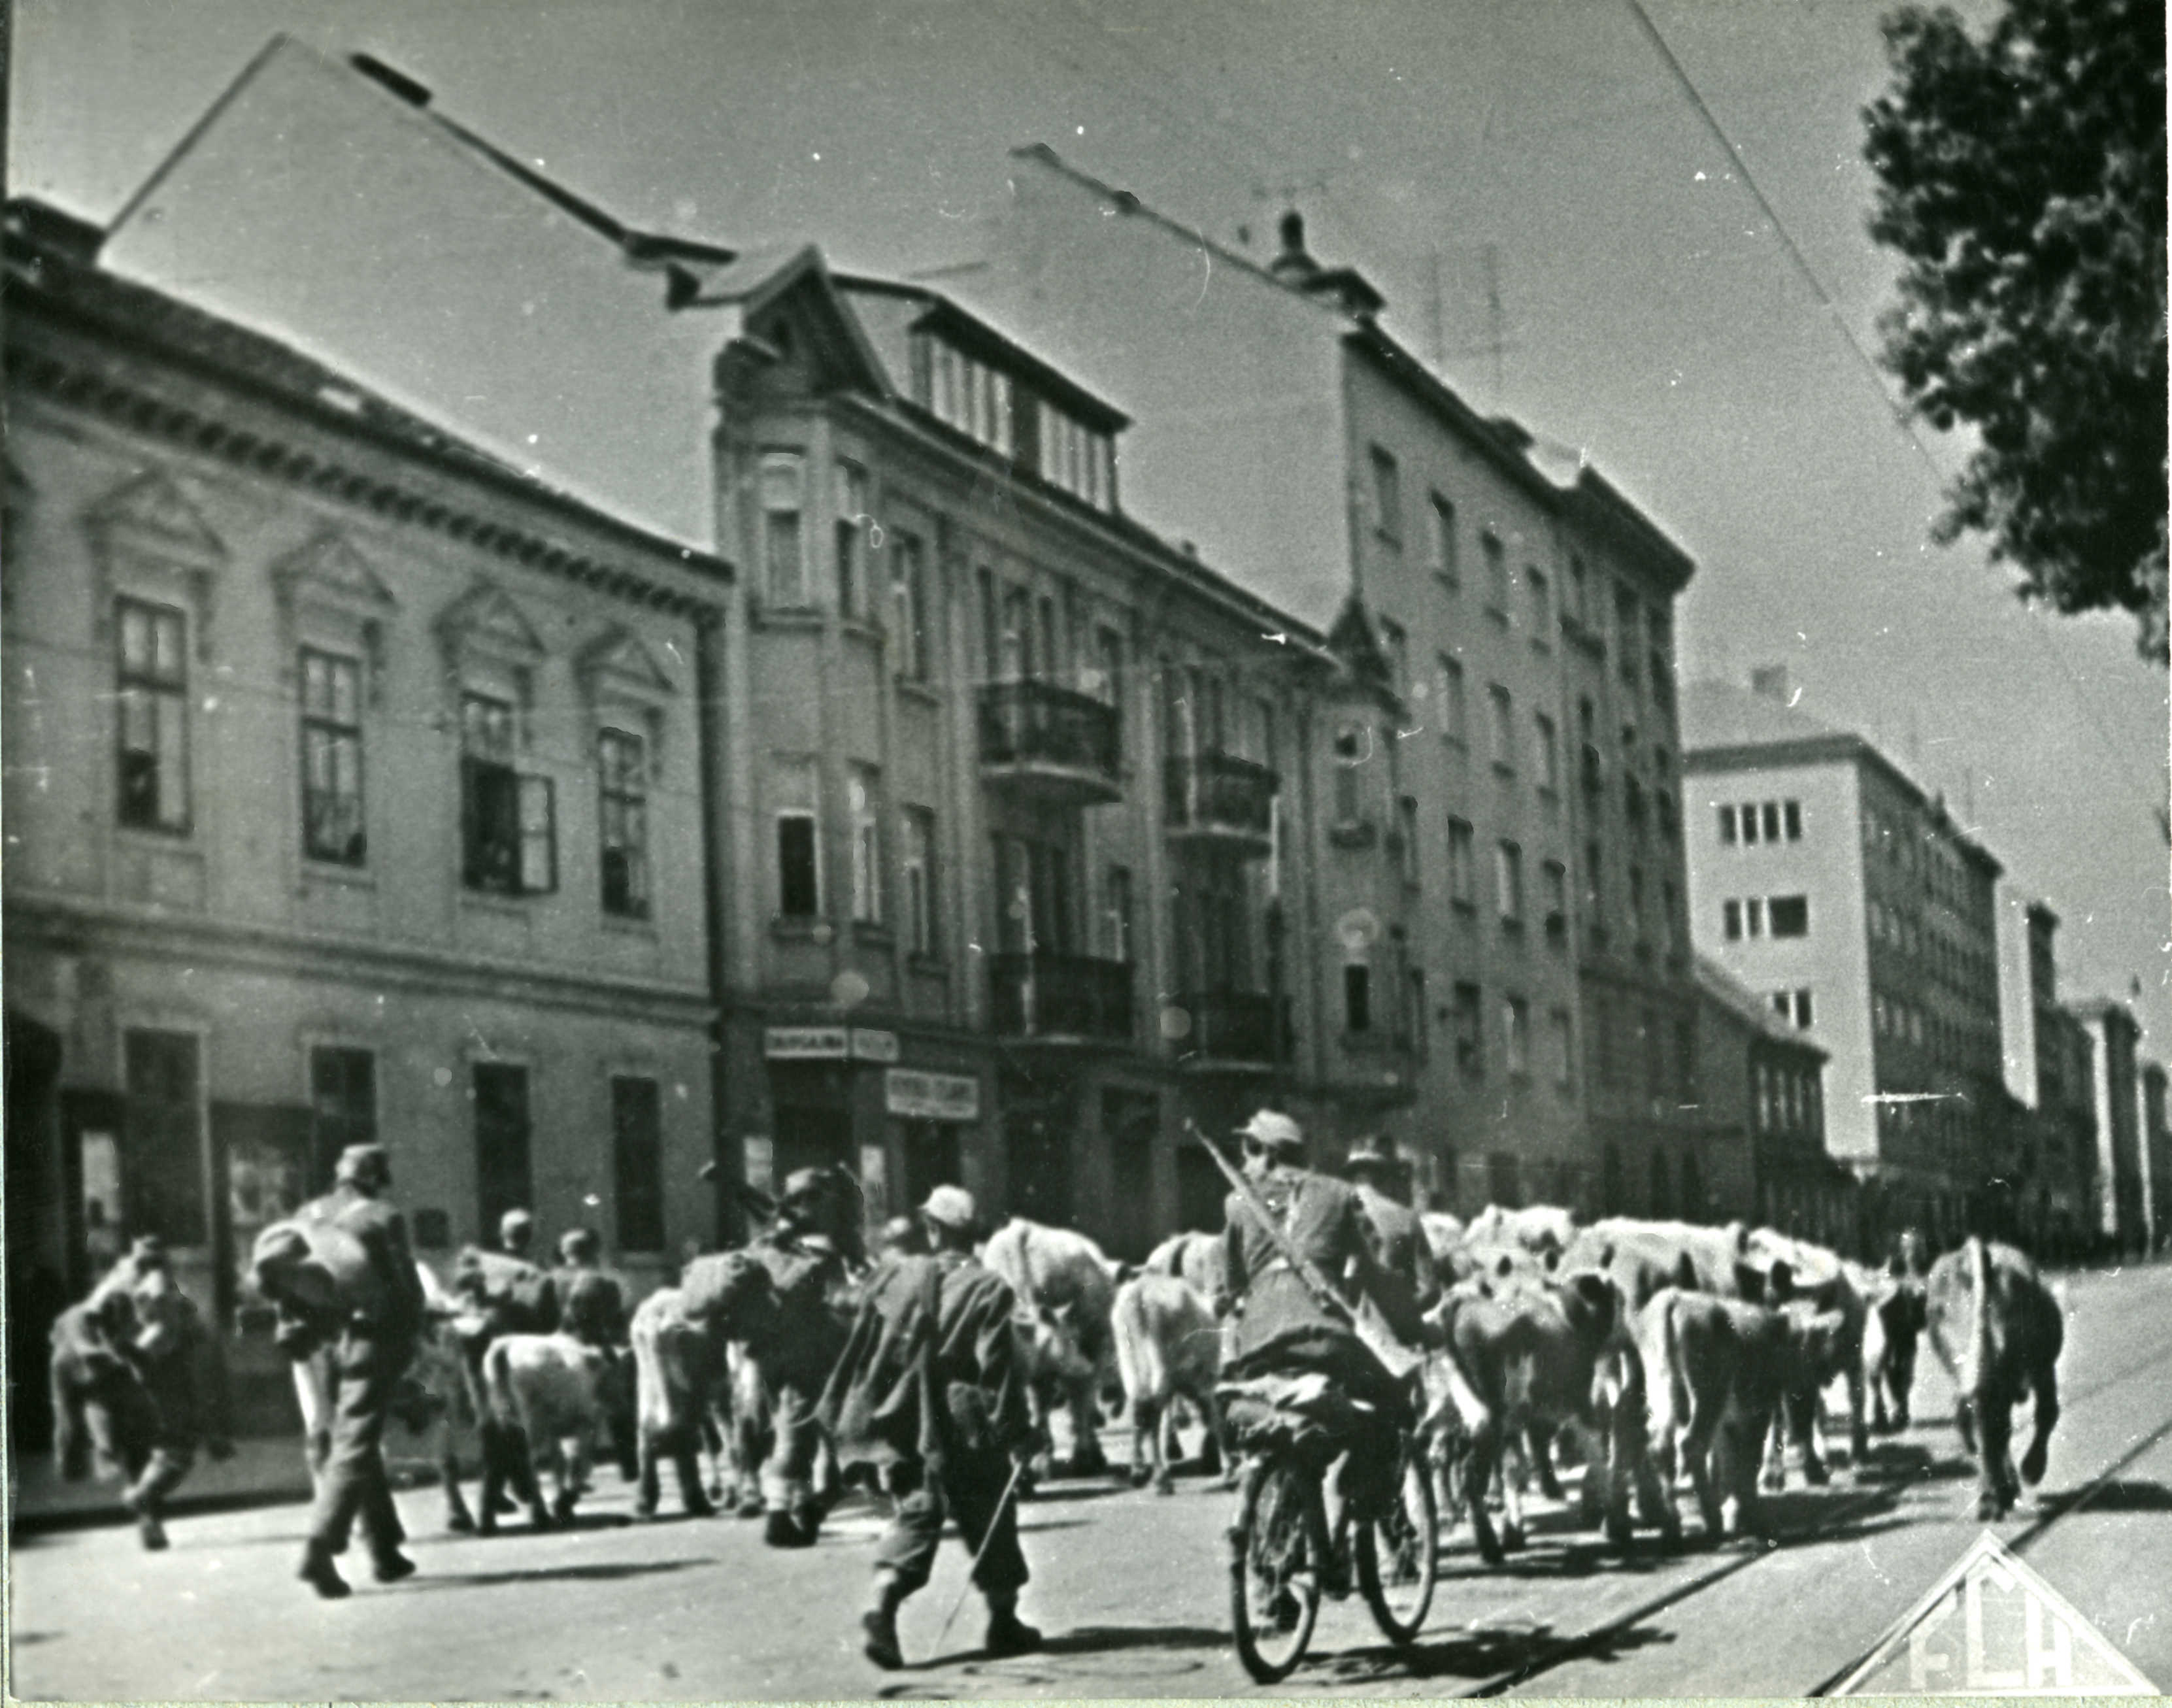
[744,1165,856,1547]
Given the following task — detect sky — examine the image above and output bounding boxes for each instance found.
[10,0,2168,1056]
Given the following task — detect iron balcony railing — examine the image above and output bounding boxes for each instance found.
[1163,750,1277,843]
[988,950,1134,1043]
[977,679,1122,788]
[1169,990,1288,1065]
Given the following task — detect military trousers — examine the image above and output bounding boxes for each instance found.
[306,1330,412,1560]
[875,1447,1028,1600]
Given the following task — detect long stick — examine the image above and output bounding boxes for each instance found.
[1185,1119,1420,1379]
[931,1451,1029,1654]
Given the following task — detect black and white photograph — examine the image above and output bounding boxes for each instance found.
[3,0,2167,1697]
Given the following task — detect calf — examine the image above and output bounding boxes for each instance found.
[1429,1269,1656,1562]
[1924,1236,2063,1518]
[1637,1286,1833,1542]
[627,1287,724,1520]
[480,1331,616,1528]
[1110,1272,1228,1493]
[983,1218,1120,1479]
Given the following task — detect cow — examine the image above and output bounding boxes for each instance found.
[1635,1286,1833,1542]
[1144,1229,1227,1305]
[1922,1236,2063,1519]
[1563,1219,1763,1309]
[677,1249,789,1517]
[479,1331,617,1528]
[1463,1203,1579,1260]
[627,1287,725,1520]
[982,1218,1120,1479]
[1110,1271,1228,1494]
[1743,1229,1871,1487]
[1427,1268,1658,1563]
[1851,1258,1929,1434]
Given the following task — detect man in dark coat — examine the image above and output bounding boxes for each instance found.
[1343,1136,1442,1331]
[747,1167,856,1547]
[285,1144,427,1598]
[819,1184,1041,1670]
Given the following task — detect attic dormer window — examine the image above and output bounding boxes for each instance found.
[914,334,1014,457]
[1037,403,1112,511]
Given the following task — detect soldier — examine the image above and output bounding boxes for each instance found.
[820,1185,1041,1670]
[746,1167,854,1547]
[497,1207,539,1262]
[280,1143,428,1599]
[1343,1136,1442,1331]
[553,1228,631,1348]
[451,1212,560,1532]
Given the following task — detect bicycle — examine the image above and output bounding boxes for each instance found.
[1226,1411,1439,1683]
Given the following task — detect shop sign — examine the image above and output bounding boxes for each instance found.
[765,1027,849,1060]
[850,1028,901,1063]
[885,1068,981,1122]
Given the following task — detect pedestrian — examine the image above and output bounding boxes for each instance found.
[259,1143,428,1599]
[451,1210,561,1529]
[1342,1136,1442,1332]
[744,1167,854,1547]
[820,1184,1042,1670]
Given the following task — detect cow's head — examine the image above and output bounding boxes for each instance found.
[1023,1300,1099,1385]
[1556,1269,1620,1346]
[1782,1301,1851,1382]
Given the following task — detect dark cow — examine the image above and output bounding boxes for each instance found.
[1851,1258,1929,1433]
[1924,1236,2063,1518]
[1428,1269,1657,1562]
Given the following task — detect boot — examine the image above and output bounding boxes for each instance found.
[983,1593,1043,1657]
[860,1569,909,1670]
[124,1489,168,1552]
[764,1507,816,1549]
[298,1540,352,1600]
[372,1549,418,1584]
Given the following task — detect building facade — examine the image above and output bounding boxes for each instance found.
[947,159,1705,1212]
[3,203,730,1439]
[2070,997,2147,1252]
[1682,672,2006,1250]
[1994,894,2099,1256]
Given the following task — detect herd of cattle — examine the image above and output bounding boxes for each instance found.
[351,1202,2064,1573]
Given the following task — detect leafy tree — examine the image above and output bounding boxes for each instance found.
[1863,0,2166,661]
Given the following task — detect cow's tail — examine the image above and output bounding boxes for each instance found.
[1111,1282,1160,1405]
[1962,1234,1990,1399]
[1427,1295,1488,1436]
[480,1337,520,1432]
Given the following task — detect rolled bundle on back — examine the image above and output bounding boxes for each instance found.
[251,1218,388,1322]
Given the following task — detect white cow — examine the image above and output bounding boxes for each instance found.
[1111,1272,1228,1494]
[481,1331,616,1528]
[982,1219,1120,1479]
[627,1287,726,1520]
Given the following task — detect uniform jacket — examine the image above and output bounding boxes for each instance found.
[818,1250,1030,1475]
[749,1228,852,1390]
[1354,1183,1442,1334]
[552,1265,631,1346]
[295,1185,427,1343]
[1220,1166,1382,1367]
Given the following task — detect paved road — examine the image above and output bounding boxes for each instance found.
[10,1263,2169,1700]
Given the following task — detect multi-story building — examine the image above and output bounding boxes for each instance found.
[2,200,729,1439]
[945,157,1703,1212]
[1691,958,1846,1243]
[2141,1060,2169,1251]
[2069,997,2147,1252]
[1682,671,2006,1249]
[1996,893,2099,1254]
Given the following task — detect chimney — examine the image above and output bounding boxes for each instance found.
[1750,664,1791,704]
[1271,211,1318,284]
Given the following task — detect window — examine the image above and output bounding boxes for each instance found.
[1035,402,1110,506]
[1407,967,1429,1058]
[777,811,820,918]
[1332,722,1367,823]
[1397,795,1421,886]
[1719,804,1738,845]
[461,694,555,896]
[1550,1008,1575,1094]
[1505,996,1531,1077]
[1488,684,1514,769]
[1528,566,1551,636]
[1724,899,1743,941]
[761,452,807,607]
[1617,588,1641,683]
[1746,897,1765,937]
[1379,618,1410,700]
[116,597,190,833]
[903,808,937,956]
[1533,714,1559,792]
[1430,492,1458,583]
[922,336,1019,458]
[1569,554,1590,625]
[1784,799,1802,841]
[1740,799,1760,845]
[1662,879,1681,954]
[1543,859,1567,942]
[1369,444,1401,543]
[473,1061,533,1241]
[891,532,929,680]
[1344,962,1373,1033]
[597,728,650,919]
[1495,840,1524,924]
[1100,862,1134,964]
[1437,655,1467,742]
[849,767,883,925]
[124,1030,207,1245]
[611,1076,665,1254]
[1790,987,1814,1028]
[1454,982,1483,1076]
[835,462,869,618]
[1482,531,1510,614]
[300,647,364,863]
[1448,817,1476,908]
[1769,895,1809,938]
[309,1046,376,1190]
[1761,801,1782,843]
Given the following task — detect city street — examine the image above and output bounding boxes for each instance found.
[11,1260,2170,1700]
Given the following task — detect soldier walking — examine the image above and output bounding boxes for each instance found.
[1343,1136,1443,1330]
[820,1185,1043,1670]
[746,1167,854,1547]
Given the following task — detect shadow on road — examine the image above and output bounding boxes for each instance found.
[1307,1618,1678,1686]
[415,1556,714,1590]
[2041,1477,2172,1516]
[1850,1442,1976,1484]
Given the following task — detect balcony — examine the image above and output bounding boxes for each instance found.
[1169,990,1288,1069]
[989,950,1134,1044]
[1164,752,1277,856]
[978,680,1123,807]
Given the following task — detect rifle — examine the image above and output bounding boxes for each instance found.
[1184,1120,1421,1381]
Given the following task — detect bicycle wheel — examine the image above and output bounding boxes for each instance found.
[1228,1456,1323,1683]
[1357,1438,1439,1644]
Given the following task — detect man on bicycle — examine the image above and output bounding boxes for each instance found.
[1212,1110,1429,1525]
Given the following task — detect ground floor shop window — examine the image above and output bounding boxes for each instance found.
[612,1075,664,1253]
[901,1120,961,1213]
[123,1029,205,1247]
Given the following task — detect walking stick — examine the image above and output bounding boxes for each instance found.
[931,1451,1029,1654]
